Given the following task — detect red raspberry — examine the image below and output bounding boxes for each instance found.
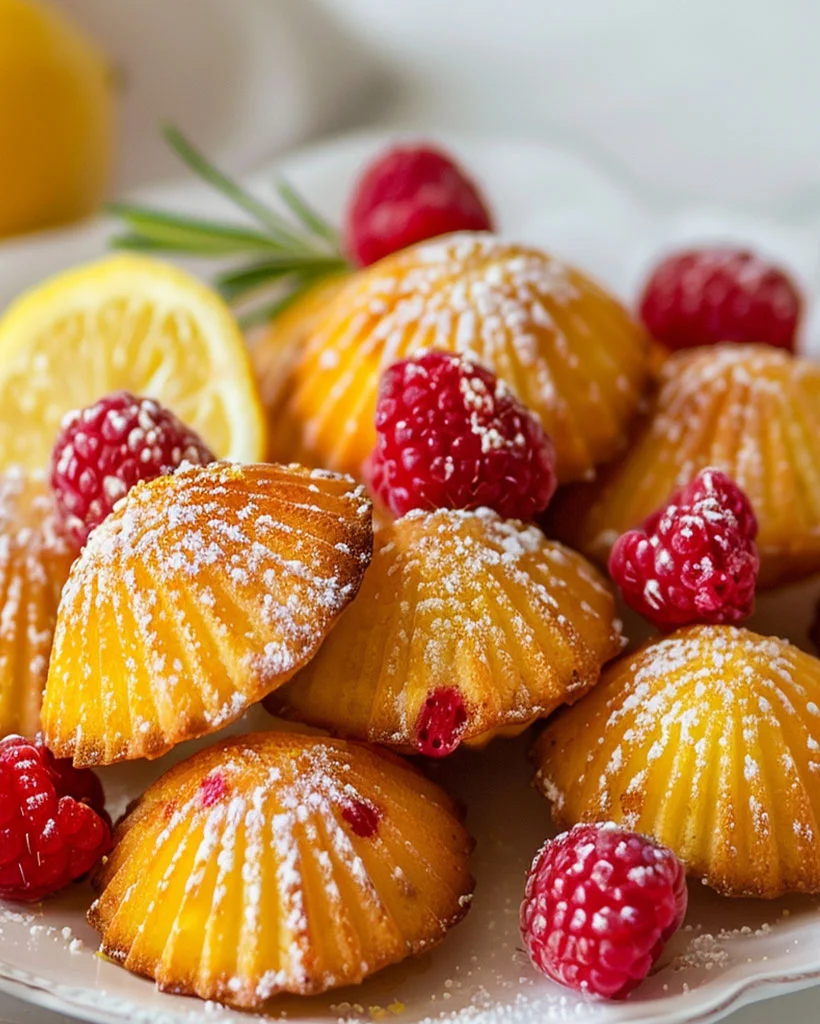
[344,144,494,266]
[415,687,468,758]
[609,468,759,631]
[520,823,688,999]
[51,391,215,547]
[0,735,111,903]
[367,352,557,520]
[639,247,802,353]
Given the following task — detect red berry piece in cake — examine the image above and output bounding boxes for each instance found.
[345,144,494,266]
[520,822,687,999]
[639,247,802,353]
[0,735,111,902]
[88,733,474,1004]
[415,687,468,758]
[609,468,759,631]
[341,799,382,838]
[198,772,229,808]
[367,351,557,520]
[50,391,215,546]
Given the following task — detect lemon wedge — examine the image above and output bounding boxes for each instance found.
[0,254,266,468]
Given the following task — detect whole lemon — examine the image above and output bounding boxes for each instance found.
[0,0,113,238]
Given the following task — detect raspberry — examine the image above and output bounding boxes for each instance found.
[344,144,494,267]
[51,391,215,546]
[341,799,382,838]
[609,468,759,631]
[367,352,557,520]
[639,247,802,353]
[0,735,111,902]
[520,822,688,999]
[415,687,468,758]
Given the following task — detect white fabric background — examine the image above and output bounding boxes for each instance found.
[316,0,820,215]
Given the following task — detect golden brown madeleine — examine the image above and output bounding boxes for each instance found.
[533,625,820,898]
[266,233,651,485]
[552,344,820,587]
[89,731,474,1007]
[0,469,76,736]
[250,274,350,463]
[42,463,372,766]
[268,508,623,755]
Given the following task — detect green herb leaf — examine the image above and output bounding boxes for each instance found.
[109,204,284,255]
[162,126,310,250]
[275,179,341,250]
[108,124,352,328]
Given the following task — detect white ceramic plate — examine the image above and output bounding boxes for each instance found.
[1,133,820,1024]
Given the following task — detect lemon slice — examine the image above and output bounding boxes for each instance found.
[0,254,266,468]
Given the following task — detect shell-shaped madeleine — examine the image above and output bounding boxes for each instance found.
[0,469,76,737]
[42,463,373,767]
[89,731,474,1007]
[533,625,820,898]
[266,233,651,484]
[269,508,623,754]
[551,344,820,587]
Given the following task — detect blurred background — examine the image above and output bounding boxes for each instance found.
[7,0,820,225]
[2,0,819,317]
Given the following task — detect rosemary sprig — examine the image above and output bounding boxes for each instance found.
[109,125,350,327]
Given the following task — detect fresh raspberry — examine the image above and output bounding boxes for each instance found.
[344,144,494,266]
[520,822,688,999]
[0,735,111,903]
[415,687,468,758]
[609,468,759,631]
[643,467,758,546]
[51,391,215,546]
[639,247,802,353]
[367,352,557,520]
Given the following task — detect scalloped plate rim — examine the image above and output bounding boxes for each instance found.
[2,954,820,1024]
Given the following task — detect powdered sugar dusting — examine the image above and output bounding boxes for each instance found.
[43,463,372,763]
[2,725,819,1021]
[292,233,649,483]
[362,235,582,379]
[535,625,820,896]
[457,363,525,454]
[649,346,815,492]
[90,732,473,1005]
[274,507,623,749]
[577,343,820,586]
